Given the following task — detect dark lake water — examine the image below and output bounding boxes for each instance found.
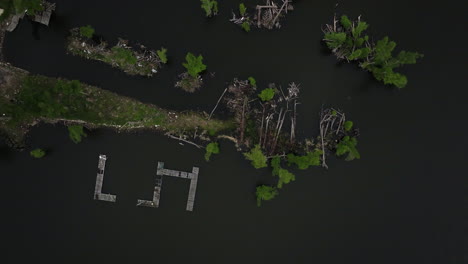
[1,0,466,263]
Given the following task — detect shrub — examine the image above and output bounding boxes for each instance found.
[182,52,207,78]
[205,142,220,161]
[30,148,45,158]
[79,25,94,39]
[244,144,267,169]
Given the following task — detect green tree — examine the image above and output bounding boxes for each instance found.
[157,48,168,64]
[183,52,207,78]
[68,125,87,144]
[247,76,256,87]
[205,142,220,161]
[271,156,295,188]
[258,88,275,101]
[324,15,423,88]
[344,120,353,131]
[241,21,251,32]
[244,144,267,169]
[200,0,218,17]
[336,136,360,161]
[239,3,247,16]
[256,185,278,207]
[79,25,94,39]
[287,149,322,169]
[30,148,45,158]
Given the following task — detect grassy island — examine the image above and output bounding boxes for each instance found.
[67,27,167,77]
[0,63,232,147]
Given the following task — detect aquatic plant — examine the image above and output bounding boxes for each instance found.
[30,148,45,158]
[68,125,87,144]
[79,25,94,39]
[204,142,220,161]
[256,185,278,207]
[244,144,267,169]
[200,0,218,17]
[323,15,423,88]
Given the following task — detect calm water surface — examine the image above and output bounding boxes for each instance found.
[1,0,465,263]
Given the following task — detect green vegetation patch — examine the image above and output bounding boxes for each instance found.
[157,48,168,64]
[258,88,276,101]
[256,185,278,207]
[30,148,45,158]
[183,52,207,78]
[244,144,267,169]
[79,25,94,39]
[335,136,360,161]
[271,156,295,189]
[323,15,423,88]
[68,125,87,144]
[200,0,218,17]
[204,142,220,161]
[287,149,322,170]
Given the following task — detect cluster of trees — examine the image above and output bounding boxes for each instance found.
[323,15,423,88]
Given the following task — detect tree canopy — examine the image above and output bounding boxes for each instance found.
[79,25,94,39]
[183,52,207,78]
[287,149,322,169]
[244,144,267,169]
[68,125,87,144]
[344,120,353,131]
[323,15,423,88]
[256,185,278,207]
[30,148,45,158]
[200,0,218,17]
[157,48,168,64]
[247,76,256,87]
[258,88,276,101]
[204,142,220,161]
[271,156,296,188]
[239,3,247,16]
[336,136,360,161]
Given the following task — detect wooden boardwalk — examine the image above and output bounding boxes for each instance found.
[155,162,200,211]
[94,154,117,203]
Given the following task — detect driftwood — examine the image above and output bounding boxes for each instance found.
[230,0,293,30]
[209,88,228,119]
[166,133,202,149]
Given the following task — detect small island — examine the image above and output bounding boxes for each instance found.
[67,26,167,77]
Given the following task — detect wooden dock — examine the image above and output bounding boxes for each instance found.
[6,1,55,32]
[32,2,55,26]
[94,154,117,203]
[136,176,162,208]
[152,162,200,211]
